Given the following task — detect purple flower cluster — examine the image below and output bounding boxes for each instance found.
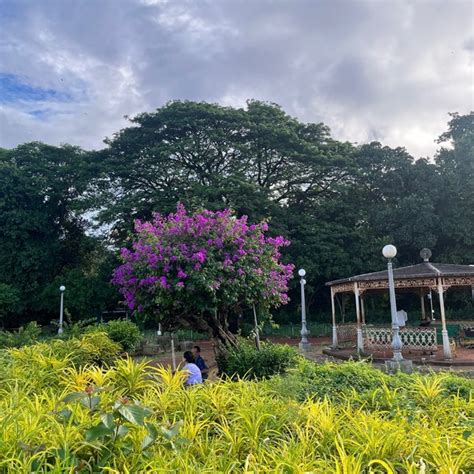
[112,204,294,314]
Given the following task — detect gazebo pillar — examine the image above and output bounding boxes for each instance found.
[360,295,366,325]
[354,283,364,352]
[420,290,426,320]
[437,278,452,359]
[330,287,338,348]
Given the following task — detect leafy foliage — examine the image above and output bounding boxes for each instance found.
[7,332,121,389]
[0,321,41,348]
[0,340,472,472]
[0,144,120,326]
[266,358,474,405]
[93,319,143,352]
[1,106,473,327]
[216,338,300,379]
[113,204,293,342]
[0,283,19,325]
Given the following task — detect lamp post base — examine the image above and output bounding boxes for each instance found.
[441,329,452,360]
[385,359,413,374]
[299,341,311,351]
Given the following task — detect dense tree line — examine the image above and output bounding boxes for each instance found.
[0,102,472,328]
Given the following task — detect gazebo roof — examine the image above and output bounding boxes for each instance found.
[326,262,474,287]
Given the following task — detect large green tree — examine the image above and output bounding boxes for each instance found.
[2,105,472,326]
[0,143,119,326]
[433,112,474,262]
[93,101,352,241]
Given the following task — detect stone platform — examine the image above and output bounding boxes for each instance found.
[323,346,474,367]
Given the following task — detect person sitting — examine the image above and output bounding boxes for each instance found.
[192,345,209,380]
[181,351,202,386]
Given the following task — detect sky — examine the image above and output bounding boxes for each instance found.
[0,0,472,158]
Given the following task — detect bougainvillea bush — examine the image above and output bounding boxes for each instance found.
[113,204,294,343]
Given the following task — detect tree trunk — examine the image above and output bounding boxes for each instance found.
[182,310,238,348]
[253,304,261,351]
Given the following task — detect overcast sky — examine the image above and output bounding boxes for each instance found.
[0,0,472,157]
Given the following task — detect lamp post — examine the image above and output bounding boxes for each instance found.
[58,285,66,335]
[298,269,310,351]
[382,245,403,362]
[427,290,435,320]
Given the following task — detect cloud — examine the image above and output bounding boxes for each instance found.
[0,0,472,157]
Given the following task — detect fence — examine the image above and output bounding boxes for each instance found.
[363,326,438,352]
[260,322,332,338]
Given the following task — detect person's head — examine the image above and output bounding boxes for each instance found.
[192,345,201,357]
[183,351,194,364]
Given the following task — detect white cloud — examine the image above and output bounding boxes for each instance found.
[0,0,472,157]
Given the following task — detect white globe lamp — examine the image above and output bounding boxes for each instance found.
[382,244,397,260]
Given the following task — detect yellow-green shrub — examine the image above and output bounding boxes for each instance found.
[0,344,472,472]
[2,332,120,393]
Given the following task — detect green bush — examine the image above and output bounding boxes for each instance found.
[441,373,474,398]
[65,331,122,366]
[266,358,474,404]
[217,338,299,379]
[8,331,121,369]
[0,321,42,348]
[88,319,143,352]
[61,317,97,338]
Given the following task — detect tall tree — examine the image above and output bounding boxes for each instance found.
[93,100,352,244]
[0,143,119,325]
[433,112,474,262]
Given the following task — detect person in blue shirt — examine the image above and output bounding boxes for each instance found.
[182,351,202,386]
[192,345,209,380]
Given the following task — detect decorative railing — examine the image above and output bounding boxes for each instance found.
[363,327,437,352]
[336,324,358,345]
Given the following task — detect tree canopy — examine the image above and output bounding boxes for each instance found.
[0,103,472,328]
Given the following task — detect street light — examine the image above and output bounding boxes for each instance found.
[427,290,435,320]
[58,285,66,335]
[298,268,310,351]
[382,245,403,362]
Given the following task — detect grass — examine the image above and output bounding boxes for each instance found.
[0,334,472,472]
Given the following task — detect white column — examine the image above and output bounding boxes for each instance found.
[360,294,366,325]
[354,283,364,352]
[420,290,426,320]
[437,279,452,359]
[331,287,338,348]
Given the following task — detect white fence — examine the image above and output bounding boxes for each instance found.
[363,327,437,352]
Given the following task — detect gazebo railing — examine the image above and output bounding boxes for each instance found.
[336,324,358,346]
[363,327,437,352]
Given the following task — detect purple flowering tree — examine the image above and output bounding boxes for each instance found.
[112,204,294,345]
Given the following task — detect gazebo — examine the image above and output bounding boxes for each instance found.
[326,256,474,360]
